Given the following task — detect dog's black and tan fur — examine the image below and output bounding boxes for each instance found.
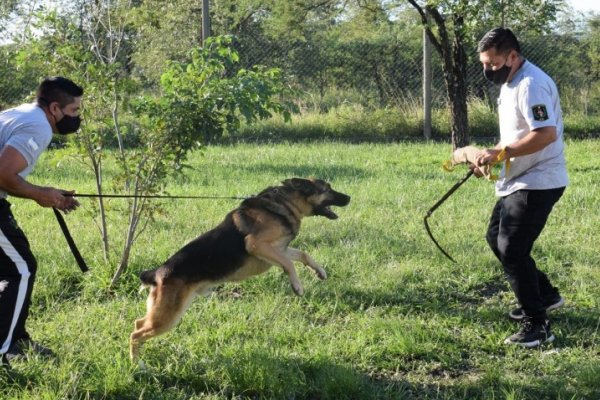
[129,178,350,361]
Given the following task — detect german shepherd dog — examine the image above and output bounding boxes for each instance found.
[130,178,350,361]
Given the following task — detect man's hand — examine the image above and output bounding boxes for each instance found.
[468,163,486,178]
[475,148,503,168]
[35,187,80,213]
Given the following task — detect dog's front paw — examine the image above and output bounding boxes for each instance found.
[292,282,304,296]
[315,267,327,280]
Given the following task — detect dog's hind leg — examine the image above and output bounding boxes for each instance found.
[134,318,145,330]
[286,247,327,280]
[130,280,201,362]
[245,236,304,295]
[130,283,159,350]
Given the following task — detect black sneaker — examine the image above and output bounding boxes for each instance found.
[1,354,14,383]
[508,296,564,322]
[1,353,25,385]
[504,319,555,347]
[1,353,10,370]
[5,339,55,361]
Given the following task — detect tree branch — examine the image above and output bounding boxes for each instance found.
[406,0,442,54]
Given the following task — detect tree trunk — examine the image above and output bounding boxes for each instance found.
[112,83,124,154]
[448,83,469,149]
[92,156,109,260]
[80,119,110,261]
[439,55,470,148]
[407,2,471,148]
[449,14,470,148]
[110,197,140,287]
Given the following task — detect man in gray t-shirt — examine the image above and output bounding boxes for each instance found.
[474,28,568,348]
[0,77,83,368]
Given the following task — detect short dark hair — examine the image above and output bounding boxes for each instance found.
[36,76,84,108]
[477,27,521,54]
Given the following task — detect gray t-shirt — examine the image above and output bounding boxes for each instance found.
[0,103,53,199]
[495,60,569,196]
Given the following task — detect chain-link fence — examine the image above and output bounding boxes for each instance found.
[234,31,597,115]
[1,6,598,120]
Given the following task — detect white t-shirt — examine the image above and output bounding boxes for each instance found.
[495,60,569,196]
[0,103,53,199]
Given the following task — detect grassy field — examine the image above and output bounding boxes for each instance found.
[1,139,599,399]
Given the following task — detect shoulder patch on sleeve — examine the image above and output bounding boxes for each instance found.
[27,137,40,152]
[532,104,549,121]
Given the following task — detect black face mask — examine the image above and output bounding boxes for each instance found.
[56,112,81,135]
[483,62,512,86]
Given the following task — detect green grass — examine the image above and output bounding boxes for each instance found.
[228,102,600,144]
[2,140,600,399]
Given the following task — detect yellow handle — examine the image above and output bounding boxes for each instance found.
[442,160,455,172]
[496,147,511,176]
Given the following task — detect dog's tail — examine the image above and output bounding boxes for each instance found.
[139,269,158,286]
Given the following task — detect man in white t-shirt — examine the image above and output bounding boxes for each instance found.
[0,77,83,369]
[473,28,568,348]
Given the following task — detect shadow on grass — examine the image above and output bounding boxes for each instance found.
[124,351,412,400]
[220,132,440,145]
[231,162,375,181]
[217,157,478,184]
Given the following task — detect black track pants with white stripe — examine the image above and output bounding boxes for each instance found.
[0,199,37,355]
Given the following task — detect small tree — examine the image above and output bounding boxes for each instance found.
[111,35,296,285]
[15,6,295,287]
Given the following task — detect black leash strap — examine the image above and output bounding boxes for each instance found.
[64,193,249,200]
[423,169,474,263]
[52,208,89,273]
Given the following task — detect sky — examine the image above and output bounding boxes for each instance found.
[568,0,600,13]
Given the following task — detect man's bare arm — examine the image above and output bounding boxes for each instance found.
[0,145,79,211]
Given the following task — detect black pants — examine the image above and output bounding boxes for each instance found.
[0,199,36,355]
[486,188,565,322]
[486,187,565,322]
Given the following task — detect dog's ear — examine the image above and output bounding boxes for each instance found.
[282,178,318,195]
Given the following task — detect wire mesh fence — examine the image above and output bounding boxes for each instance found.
[1,5,598,120]
[239,33,599,129]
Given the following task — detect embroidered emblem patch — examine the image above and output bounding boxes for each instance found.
[532,104,549,121]
[28,137,39,151]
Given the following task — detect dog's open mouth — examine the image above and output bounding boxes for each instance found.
[314,204,339,219]
[314,193,350,219]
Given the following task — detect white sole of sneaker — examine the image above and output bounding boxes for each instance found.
[508,297,565,321]
[504,333,555,348]
[546,297,565,312]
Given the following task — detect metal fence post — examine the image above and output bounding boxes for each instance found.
[202,0,211,44]
[423,23,432,140]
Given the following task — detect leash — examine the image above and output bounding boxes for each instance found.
[423,169,474,263]
[54,192,251,273]
[64,193,250,200]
